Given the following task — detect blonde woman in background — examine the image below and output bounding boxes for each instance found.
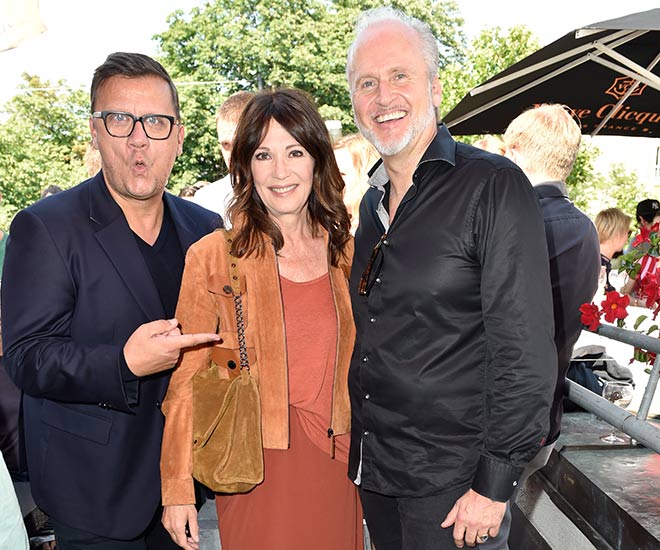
[333,133,379,234]
[594,207,631,296]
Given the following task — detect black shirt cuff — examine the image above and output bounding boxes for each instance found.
[471,455,524,502]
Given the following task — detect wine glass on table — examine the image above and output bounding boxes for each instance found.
[600,381,634,444]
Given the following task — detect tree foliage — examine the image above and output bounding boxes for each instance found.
[155,0,465,190]
[568,157,645,218]
[566,141,601,213]
[0,75,89,226]
[0,4,638,220]
[599,163,645,216]
[441,25,539,117]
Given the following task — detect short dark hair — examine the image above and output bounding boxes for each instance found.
[40,184,63,199]
[228,88,350,266]
[90,52,180,119]
[636,198,660,224]
[216,91,255,126]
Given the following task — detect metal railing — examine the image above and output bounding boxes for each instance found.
[566,323,660,453]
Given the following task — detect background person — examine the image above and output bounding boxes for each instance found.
[333,132,380,234]
[83,141,103,177]
[622,198,659,256]
[0,188,61,550]
[161,88,362,550]
[190,90,255,224]
[0,191,7,273]
[39,185,63,199]
[489,103,601,549]
[1,52,221,549]
[178,180,209,200]
[621,199,660,301]
[345,8,556,550]
[594,207,632,295]
[0,449,29,550]
[634,198,659,231]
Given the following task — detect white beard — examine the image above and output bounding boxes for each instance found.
[355,88,437,157]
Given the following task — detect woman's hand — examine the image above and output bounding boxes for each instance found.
[162,504,199,550]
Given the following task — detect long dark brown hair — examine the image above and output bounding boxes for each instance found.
[227,88,351,266]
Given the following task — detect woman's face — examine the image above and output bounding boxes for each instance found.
[251,119,315,222]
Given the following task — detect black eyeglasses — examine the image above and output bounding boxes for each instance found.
[359,233,387,296]
[91,111,178,140]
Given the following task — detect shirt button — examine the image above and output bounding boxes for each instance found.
[365,393,370,400]
[513,481,518,486]
[370,317,376,323]
[363,430,370,436]
[362,356,368,362]
[375,277,381,284]
[382,239,389,246]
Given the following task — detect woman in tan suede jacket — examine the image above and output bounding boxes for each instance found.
[160,88,362,550]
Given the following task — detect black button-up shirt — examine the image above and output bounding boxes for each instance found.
[348,125,557,502]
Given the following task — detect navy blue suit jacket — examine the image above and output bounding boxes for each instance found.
[1,173,222,539]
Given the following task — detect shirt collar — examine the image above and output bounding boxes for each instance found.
[365,123,457,231]
[534,181,569,198]
[367,123,456,191]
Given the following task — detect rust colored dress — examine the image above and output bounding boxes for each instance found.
[215,273,362,550]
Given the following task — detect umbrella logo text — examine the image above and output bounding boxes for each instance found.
[605,76,647,101]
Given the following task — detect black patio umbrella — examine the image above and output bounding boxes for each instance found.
[443,8,660,137]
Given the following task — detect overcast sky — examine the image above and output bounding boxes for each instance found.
[0,0,658,105]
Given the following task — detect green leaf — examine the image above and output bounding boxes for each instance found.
[634,315,648,330]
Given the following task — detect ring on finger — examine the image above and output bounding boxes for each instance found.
[478,534,489,543]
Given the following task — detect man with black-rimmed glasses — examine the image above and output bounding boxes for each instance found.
[1,52,221,549]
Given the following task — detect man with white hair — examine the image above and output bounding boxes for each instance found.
[345,8,557,549]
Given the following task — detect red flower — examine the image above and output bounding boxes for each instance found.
[600,291,630,323]
[637,272,660,309]
[632,226,651,248]
[579,303,601,331]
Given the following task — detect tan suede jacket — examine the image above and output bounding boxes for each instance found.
[160,229,355,505]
